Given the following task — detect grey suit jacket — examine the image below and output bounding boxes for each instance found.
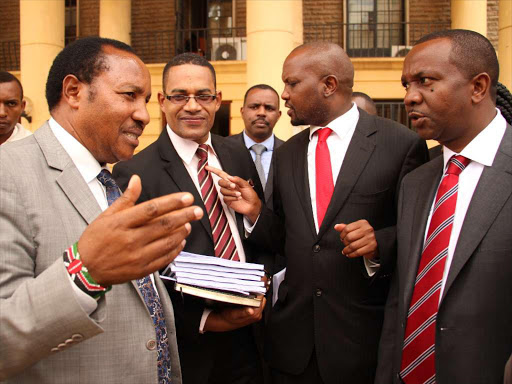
[226,132,284,205]
[376,126,512,384]
[0,123,182,383]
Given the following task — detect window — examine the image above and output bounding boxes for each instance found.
[65,0,78,46]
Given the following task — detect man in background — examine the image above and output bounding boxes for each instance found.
[0,71,31,145]
[351,91,377,115]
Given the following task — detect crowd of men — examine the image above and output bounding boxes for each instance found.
[0,28,511,384]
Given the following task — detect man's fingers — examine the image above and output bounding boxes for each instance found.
[101,175,142,216]
[118,192,200,228]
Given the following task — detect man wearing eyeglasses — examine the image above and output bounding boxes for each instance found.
[113,53,269,384]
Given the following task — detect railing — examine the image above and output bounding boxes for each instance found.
[0,40,20,71]
[131,27,246,64]
[376,101,411,129]
[304,21,450,57]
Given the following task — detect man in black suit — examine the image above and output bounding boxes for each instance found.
[227,84,284,207]
[209,42,428,384]
[376,30,512,384]
[113,53,267,384]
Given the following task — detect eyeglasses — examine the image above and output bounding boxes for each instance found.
[164,93,217,106]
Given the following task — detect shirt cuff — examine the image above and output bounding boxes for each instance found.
[364,257,380,277]
[67,271,98,315]
[199,308,213,334]
[243,214,260,237]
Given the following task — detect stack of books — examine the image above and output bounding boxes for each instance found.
[160,252,266,307]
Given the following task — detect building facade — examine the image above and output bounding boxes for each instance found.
[1,0,510,149]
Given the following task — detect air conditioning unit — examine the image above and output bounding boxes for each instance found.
[212,37,247,61]
[391,45,412,57]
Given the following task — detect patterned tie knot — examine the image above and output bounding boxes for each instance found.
[446,155,470,176]
[97,169,118,189]
[197,144,209,161]
[317,127,332,143]
[251,143,267,155]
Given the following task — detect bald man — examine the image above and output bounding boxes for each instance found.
[209,42,428,384]
[351,91,377,115]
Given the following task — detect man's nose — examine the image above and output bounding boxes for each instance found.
[404,86,422,107]
[133,101,150,127]
[0,104,7,117]
[183,96,202,112]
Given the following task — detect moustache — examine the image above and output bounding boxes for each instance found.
[252,119,269,126]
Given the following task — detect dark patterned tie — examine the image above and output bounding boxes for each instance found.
[196,144,240,261]
[96,169,172,383]
[315,128,334,226]
[400,155,470,384]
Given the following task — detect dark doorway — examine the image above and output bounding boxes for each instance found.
[211,101,231,137]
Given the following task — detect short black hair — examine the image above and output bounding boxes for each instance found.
[162,53,216,92]
[45,36,135,111]
[0,71,23,100]
[415,29,499,100]
[243,84,280,106]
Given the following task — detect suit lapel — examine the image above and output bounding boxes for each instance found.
[291,130,317,238]
[35,123,102,225]
[264,136,283,204]
[317,115,376,238]
[441,128,512,303]
[402,159,442,310]
[157,131,213,241]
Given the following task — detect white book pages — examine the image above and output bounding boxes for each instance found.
[177,277,267,295]
[171,265,263,281]
[174,272,265,287]
[172,262,265,277]
[176,252,264,270]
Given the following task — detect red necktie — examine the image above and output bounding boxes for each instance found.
[315,128,334,227]
[400,155,470,384]
[196,144,240,261]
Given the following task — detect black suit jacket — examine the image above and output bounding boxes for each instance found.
[226,132,285,207]
[376,125,512,384]
[113,130,267,384]
[250,109,429,384]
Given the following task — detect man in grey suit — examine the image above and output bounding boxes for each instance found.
[0,37,202,383]
[376,30,512,384]
[209,42,428,384]
[226,84,284,206]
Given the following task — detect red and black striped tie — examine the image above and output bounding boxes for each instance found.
[196,144,240,261]
[400,155,470,384]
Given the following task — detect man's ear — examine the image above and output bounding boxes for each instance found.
[157,91,166,110]
[214,91,222,112]
[61,74,83,109]
[471,72,491,104]
[323,75,338,97]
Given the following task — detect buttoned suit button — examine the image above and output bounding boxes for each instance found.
[315,288,322,297]
[71,334,83,341]
[313,245,320,253]
[146,339,157,350]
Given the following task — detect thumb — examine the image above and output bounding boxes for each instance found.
[334,223,346,233]
[102,175,142,216]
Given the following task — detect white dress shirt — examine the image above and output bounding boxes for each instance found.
[307,103,379,274]
[3,123,32,144]
[49,118,161,315]
[166,125,248,331]
[423,109,507,301]
[242,131,275,181]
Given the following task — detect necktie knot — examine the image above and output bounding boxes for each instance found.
[97,169,118,189]
[197,144,209,161]
[251,143,267,155]
[317,127,332,143]
[446,155,470,176]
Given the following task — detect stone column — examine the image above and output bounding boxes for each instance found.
[20,0,64,130]
[451,0,487,35]
[99,0,131,44]
[246,0,303,140]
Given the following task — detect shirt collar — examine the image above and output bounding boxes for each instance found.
[308,102,360,141]
[48,117,103,184]
[166,124,217,165]
[443,108,507,169]
[242,131,275,151]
